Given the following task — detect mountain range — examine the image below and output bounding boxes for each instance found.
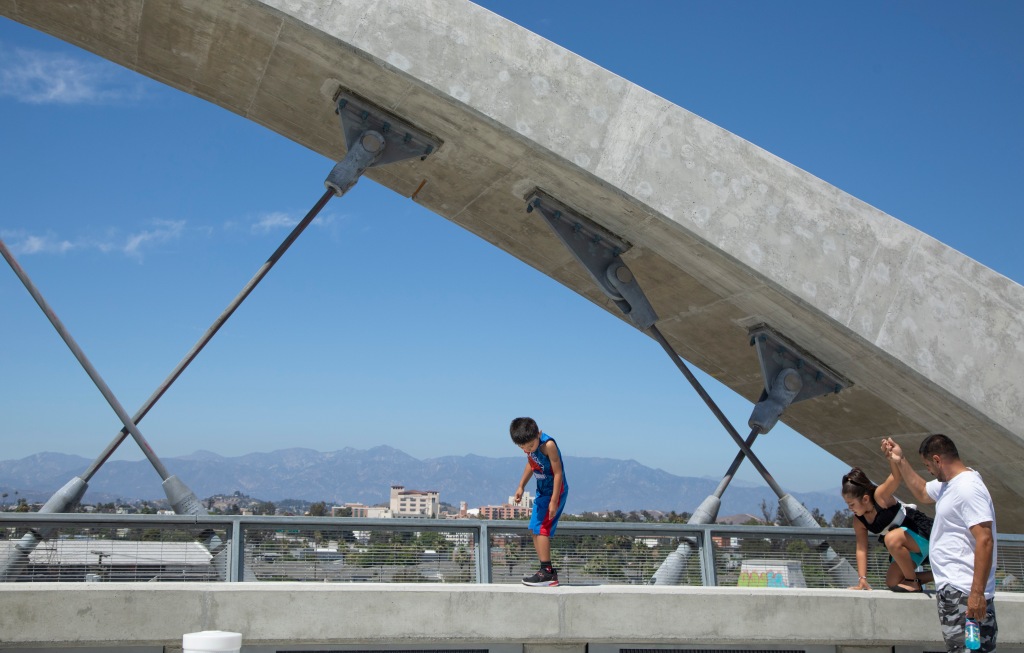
[0,446,845,516]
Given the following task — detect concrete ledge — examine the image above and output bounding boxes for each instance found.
[2,583,1023,648]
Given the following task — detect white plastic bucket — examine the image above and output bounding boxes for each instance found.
[182,630,243,653]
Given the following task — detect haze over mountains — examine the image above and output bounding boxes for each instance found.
[0,446,845,516]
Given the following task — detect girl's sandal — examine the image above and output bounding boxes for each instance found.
[890,577,923,593]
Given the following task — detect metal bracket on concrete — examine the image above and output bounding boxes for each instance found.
[325,89,441,197]
[747,324,851,434]
[526,190,658,330]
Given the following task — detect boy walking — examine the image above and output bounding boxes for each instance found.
[510,416,568,587]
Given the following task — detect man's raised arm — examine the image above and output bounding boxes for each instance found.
[883,437,934,505]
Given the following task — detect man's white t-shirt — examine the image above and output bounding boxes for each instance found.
[926,469,998,597]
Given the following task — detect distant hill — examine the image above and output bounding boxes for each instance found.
[0,446,846,517]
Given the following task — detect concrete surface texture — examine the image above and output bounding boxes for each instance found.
[3,582,1022,647]
[1,0,1022,526]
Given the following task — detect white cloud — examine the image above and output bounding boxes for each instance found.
[122,219,185,260]
[1,229,77,255]
[0,45,145,105]
[313,213,341,228]
[251,212,299,234]
[18,233,77,255]
[1,219,185,261]
[229,210,351,237]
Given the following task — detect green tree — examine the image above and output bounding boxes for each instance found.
[450,545,473,582]
[830,509,853,528]
[141,528,163,541]
[417,531,451,552]
[308,501,328,517]
[393,566,427,583]
[255,501,277,516]
[759,499,777,525]
[504,539,524,574]
[453,545,471,569]
[665,511,691,523]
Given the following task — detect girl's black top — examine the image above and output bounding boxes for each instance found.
[855,496,933,544]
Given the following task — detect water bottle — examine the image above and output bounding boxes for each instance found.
[965,617,981,650]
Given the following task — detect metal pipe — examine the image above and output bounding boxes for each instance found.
[82,128,380,476]
[646,324,785,497]
[703,391,769,501]
[713,427,763,499]
[1,239,170,479]
[81,187,336,481]
[1,148,368,578]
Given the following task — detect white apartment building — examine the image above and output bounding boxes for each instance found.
[508,490,534,509]
[389,485,440,518]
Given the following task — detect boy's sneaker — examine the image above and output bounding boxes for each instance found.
[522,567,558,587]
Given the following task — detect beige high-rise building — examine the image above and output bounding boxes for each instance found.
[389,485,440,518]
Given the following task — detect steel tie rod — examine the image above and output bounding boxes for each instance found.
[1,239,172,479]
[82,187,336,481]
[3,93,433,513]
[0,154,361,581]
[1,92,441,581]
[646,324,786,497]
[524,193,856,586]
[525,192,786,495]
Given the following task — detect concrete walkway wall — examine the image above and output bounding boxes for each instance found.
[2,583,1023,649]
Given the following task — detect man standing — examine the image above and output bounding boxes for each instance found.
[885,434,998,653]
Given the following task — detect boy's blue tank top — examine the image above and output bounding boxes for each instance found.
[527,433,568,497]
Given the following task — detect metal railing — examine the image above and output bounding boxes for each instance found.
[3,513,1023,589]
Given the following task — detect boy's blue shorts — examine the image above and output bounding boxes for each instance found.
[530,491,567,537]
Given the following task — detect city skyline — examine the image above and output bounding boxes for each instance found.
[0,445,852,517]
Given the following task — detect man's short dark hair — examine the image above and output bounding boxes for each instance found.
[510,417,541,445]
[919,433,960,459]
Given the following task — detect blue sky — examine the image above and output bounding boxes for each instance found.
[1,3,1021,496]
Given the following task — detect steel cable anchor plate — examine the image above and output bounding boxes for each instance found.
[747,324,852,433]
[325,89,442,197]
[526,189,658,330]
[332,87,442,167]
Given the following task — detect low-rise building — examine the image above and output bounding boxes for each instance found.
[332,503,370,517]
[390,486,439,518]
[478,504,531,520]
[478,491,533,520]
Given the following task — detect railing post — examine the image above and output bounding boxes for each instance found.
[700,524,718,587]
[476,522,491,584]
[228,517,244,582]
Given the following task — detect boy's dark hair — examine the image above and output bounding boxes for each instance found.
[919,433,960,459]
[841,467,877,499]
[510,417,541,445]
